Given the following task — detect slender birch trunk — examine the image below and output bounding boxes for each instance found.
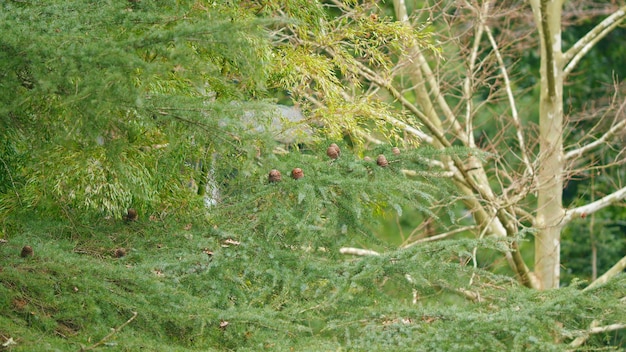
[530,0,565,289]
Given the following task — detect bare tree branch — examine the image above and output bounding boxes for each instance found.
[383,113,434,144]
[565,118,626,161]
[484,24,534,178]
[583,254,626,292]
[563,186,626,224]
[80,311,138,351]
[394,0,468,145]
[391,0,536,288]
[402,169,455,178]
[563,5,626,77]
[588,323,626,334]
[282,0,622,291]
[461,0,490,148]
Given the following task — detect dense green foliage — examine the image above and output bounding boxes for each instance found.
[2,216,624,351]
[1,0,624,350]
[0,0,274,219]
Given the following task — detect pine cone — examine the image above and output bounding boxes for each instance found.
[376,154,389,167]
[113,248,126,258]
[124,208,138,222]
[268,169,282,183]
[363,156,372,162]
[20,245,33,258]
[327,143,341,159]
[392,147,401,155]
[326,146,339,159]
[291,167,304,180]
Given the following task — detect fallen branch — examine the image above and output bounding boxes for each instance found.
[80,311,138,351]
[339,247,380,256]
[569,320,626,349]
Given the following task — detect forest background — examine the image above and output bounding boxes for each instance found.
[0,0,625,350]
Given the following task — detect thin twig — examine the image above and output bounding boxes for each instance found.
[484,24,533,178]
[80,311,138,351]
[565,117,626,161]
[401,226,477,249]
[461,0,491,148]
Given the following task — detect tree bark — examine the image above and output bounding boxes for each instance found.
[530,0,565,289]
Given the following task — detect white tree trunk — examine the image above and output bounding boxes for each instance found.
[530,0,565,289]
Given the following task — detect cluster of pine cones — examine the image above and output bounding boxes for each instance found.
[268,143,399,183]
[268,168,303,182]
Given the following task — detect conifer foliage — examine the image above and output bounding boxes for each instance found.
[0,1,624,351]
[0,0,272,219]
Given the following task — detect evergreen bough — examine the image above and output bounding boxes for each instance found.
[0,1,623,351]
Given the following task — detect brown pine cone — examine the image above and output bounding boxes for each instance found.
[20,245,33,258]
[113,248,126,258]
[326,146,339,159]
[392,147,401,155]
[376,154,389,167]
[125,208,138,222]
[268,169,282,183]
[327,143,341,159]
[291,168,304,180]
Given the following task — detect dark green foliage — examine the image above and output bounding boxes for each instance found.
[1,144,623,350]
[209,144,455,252]
[1,218,624,350]
[1,1,625,350]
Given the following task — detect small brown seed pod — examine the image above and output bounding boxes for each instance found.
[268,169,282,183]
[20,245,33,258]
[376,154,389,167]
[113,248,126,258]
[291,167,304,180]
[125,208,138,222]
[326,146,339,160]
[326,143,341,159]
[392,147,401,155]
